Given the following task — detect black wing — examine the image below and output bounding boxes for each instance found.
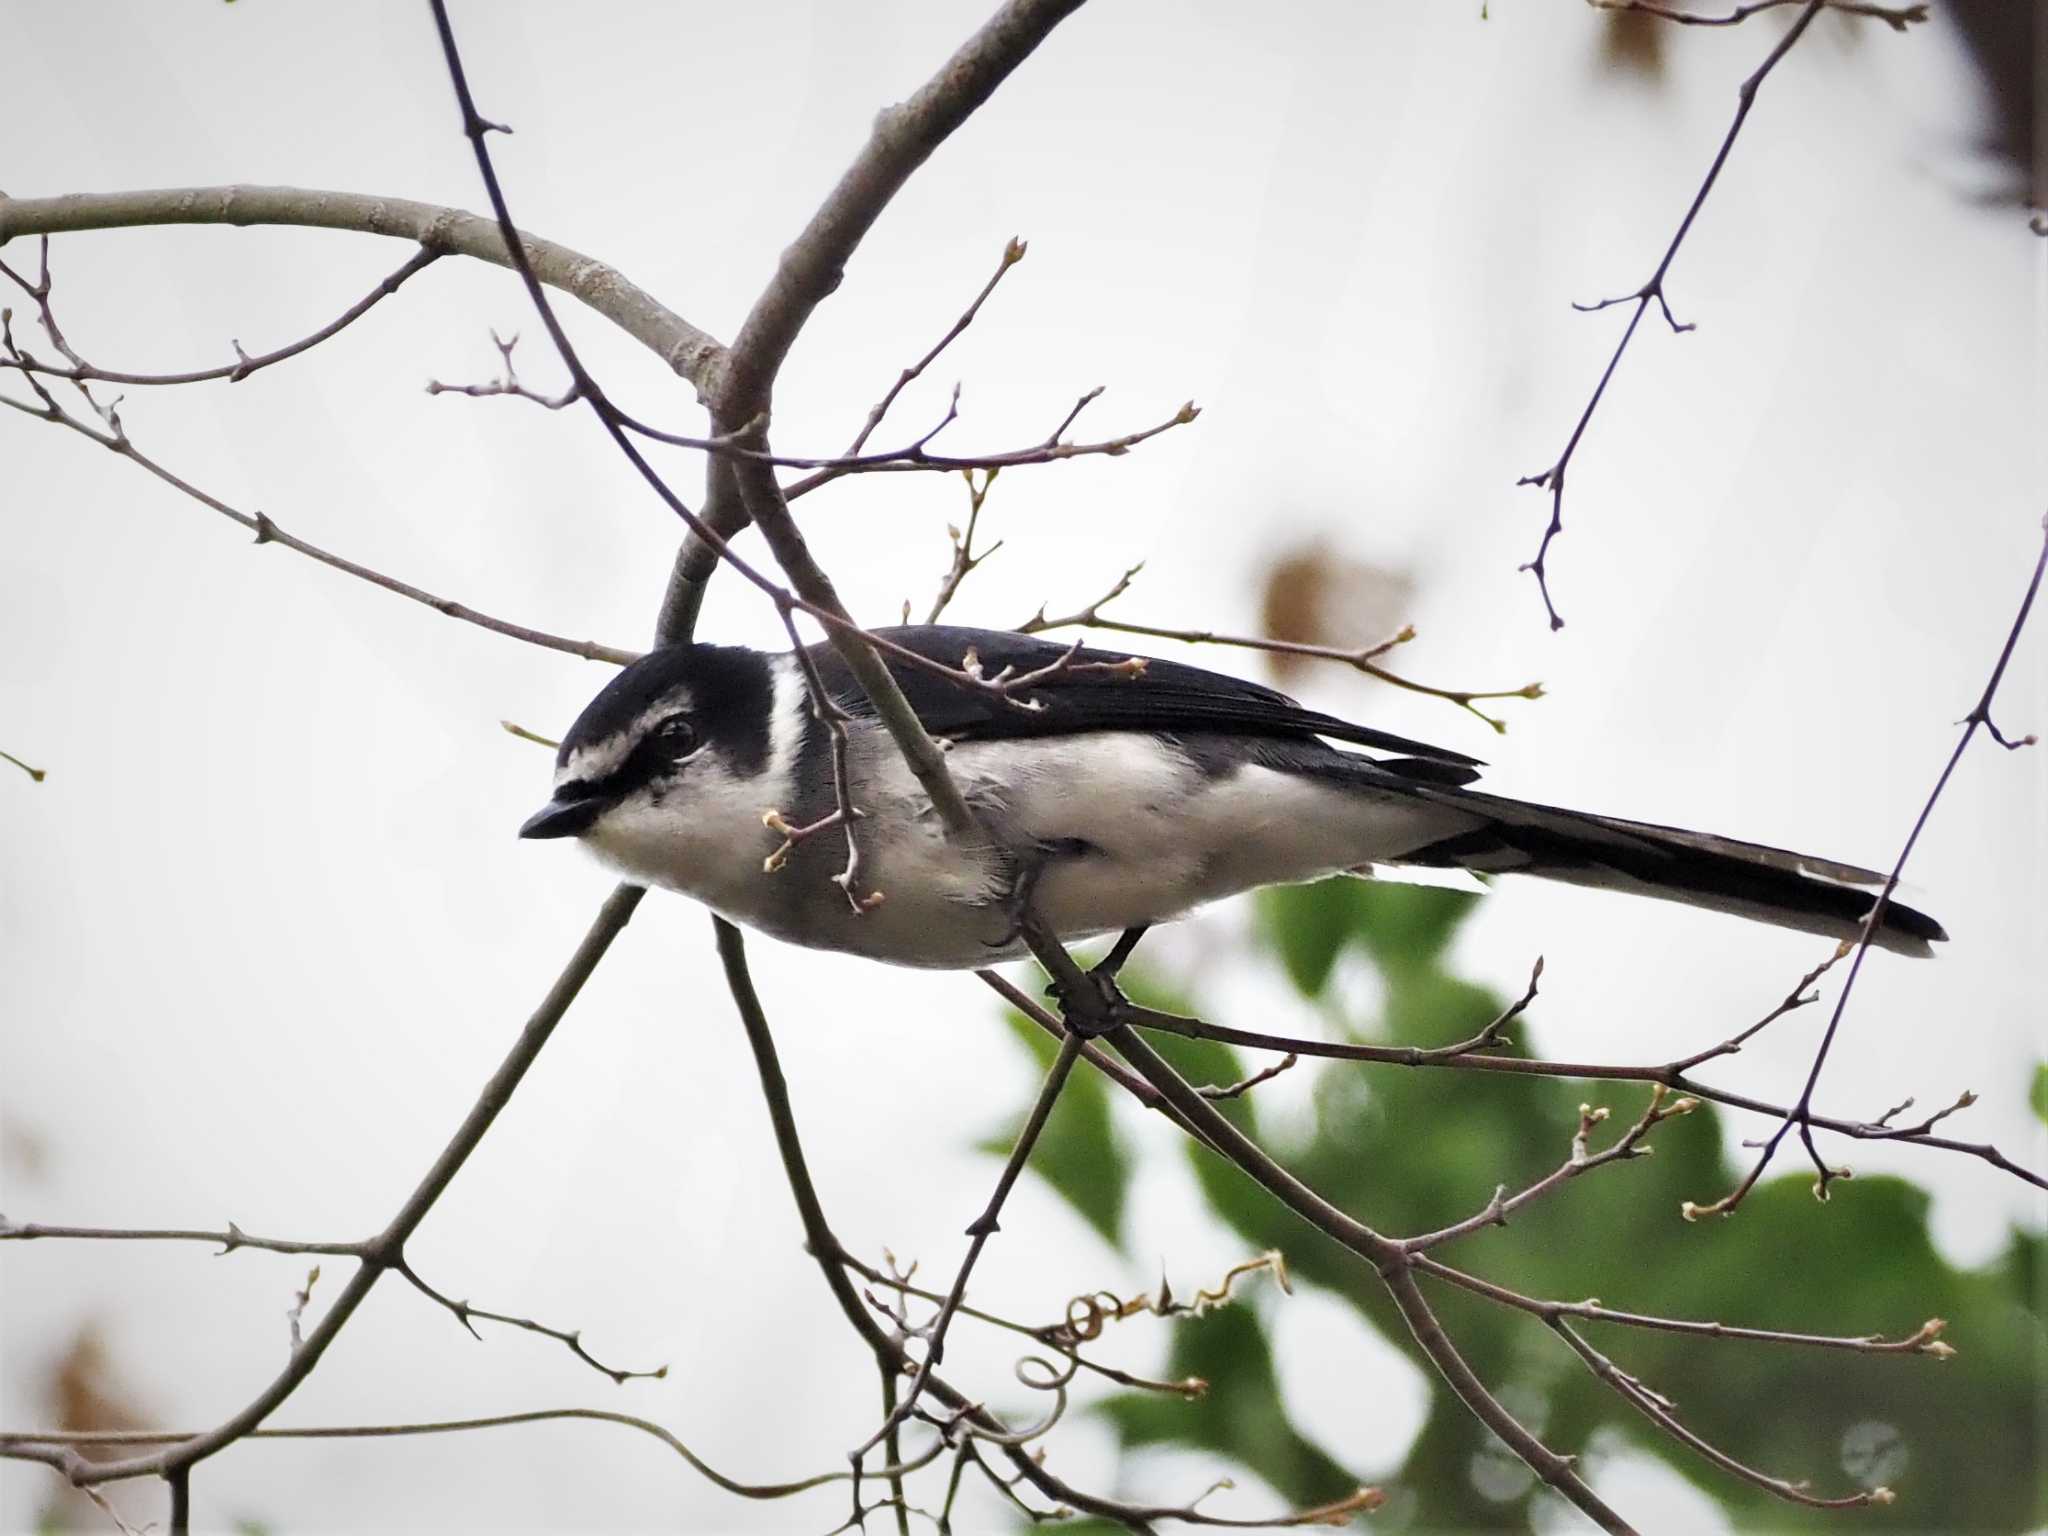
[807,625,1483,768]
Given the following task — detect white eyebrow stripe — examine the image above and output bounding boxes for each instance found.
[559,733,633,786]
[554,684,696,788]
[762,653,809,808]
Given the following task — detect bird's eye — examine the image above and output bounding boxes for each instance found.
[654,714,698,753]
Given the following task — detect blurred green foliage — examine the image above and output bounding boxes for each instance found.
[984,881,2045,1533]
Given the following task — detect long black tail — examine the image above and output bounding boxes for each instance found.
[1396,786,1945,957]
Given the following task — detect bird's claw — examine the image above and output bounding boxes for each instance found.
[1045,958,1135,1038]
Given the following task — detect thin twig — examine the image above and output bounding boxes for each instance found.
[855,1031,1087,1459]
[1691,517,2047,1214]
[715,919,1344,1532]
[1021,564,1543,732]
[849,236,1027,457]
[1549,1318,1899,1509]
[0,241,441,387]
[0,1410,940,1501]
[1518,0,1829,629]
[1589,0,1925,29]
[22,885,644,1491]
[1116,984,2046,1192]
[1418,1258,1954,1359]
[392,1261,667,1385]
[0,350,637,667]
[1399,1087,1698,1254]
[924,469,1003,624]
[0,186,727,392]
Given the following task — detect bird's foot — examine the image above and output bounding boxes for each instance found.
[1045,925,1149,1038]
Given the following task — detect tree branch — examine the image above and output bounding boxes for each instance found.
[0,186,725,391]
[0,356,637,667]
[27,885,644,1491]
[657,0,1092,636]
[1589,0,1925,28]
[0,241,441,388]
[1692,515,2048,1214]
[1518,0,1828,629]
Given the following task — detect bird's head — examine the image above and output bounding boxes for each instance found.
[518,644,779,871]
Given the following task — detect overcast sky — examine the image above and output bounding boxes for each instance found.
[3,4,2041,1533]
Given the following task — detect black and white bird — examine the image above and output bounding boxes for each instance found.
[519,625,1944,968]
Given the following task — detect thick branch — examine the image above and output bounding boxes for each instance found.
[659,0,1090,632]
[0,186,725,392]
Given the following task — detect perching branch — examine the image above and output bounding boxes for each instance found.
[714,919,1372,1532]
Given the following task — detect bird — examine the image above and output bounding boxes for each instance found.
[519,624,1944,970]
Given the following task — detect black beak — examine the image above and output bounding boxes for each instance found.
[519,796,604,840]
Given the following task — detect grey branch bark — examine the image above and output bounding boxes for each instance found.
[0,186,726,393]
[658,0,1089,634]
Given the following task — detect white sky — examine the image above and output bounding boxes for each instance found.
[2,3,2042,1533]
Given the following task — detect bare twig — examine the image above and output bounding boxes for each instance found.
[0,1220,363,1257]
[1399,1087,1698,1255]
[1518,0,1828,629]
[850,237,1027,457]
[0,746,45,782]
[1691,517,2047,1215]
[924,469,1003,624]
[1200,1053,1300,1101]
[1021,564,1543,732]
[1665,942,1846,1072]
[284,1267,320,1355]
[1419,1259,1955,1359]
[0,341,637,667]
[766,395,1199,497]
[425,328,578,409]
[856,1030,1087,1459]
[13,885,644,1492]
[715,919,1356,1532]
[0,240,441,387]
[1,1410,939,1502]
[391,1261,667,1385]
[499,720,562,750]
[774,604,883,911]
[1080,1013,1636,1536]
[655,0,1093,631]
[0,1217,662,1387]
[0,187,725,391]
[1114,972,2045,1192]
[1589,0,1925,28]
[1549,1318,1899,1510]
